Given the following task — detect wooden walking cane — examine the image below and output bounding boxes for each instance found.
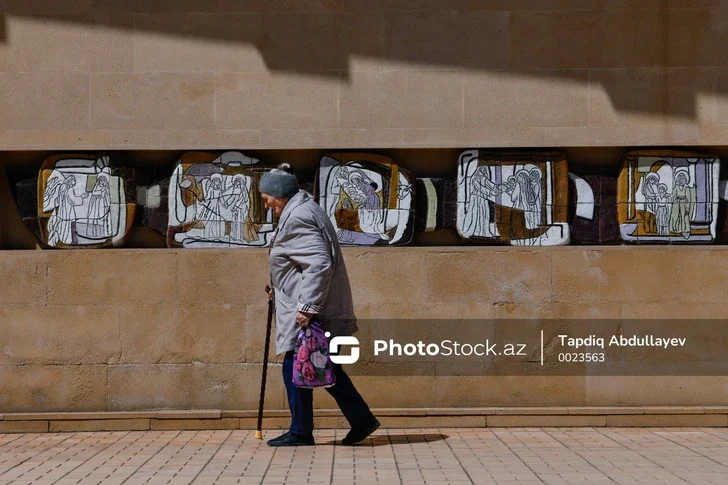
[255,286,274,440]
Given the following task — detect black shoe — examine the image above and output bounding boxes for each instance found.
[341,419,380,446]
[265,431,290,446]
[267,431,315,447]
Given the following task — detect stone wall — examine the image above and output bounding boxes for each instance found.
[2,246,728,413]
[2,2,728,414]
[0,2,726,150]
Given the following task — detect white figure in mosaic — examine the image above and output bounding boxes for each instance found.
[42,156,126,248]
[168,152,275,248]
[198,174,226,239]
[223,175,250,242]
[45,175,87,246]
[462,165,498,238]
[86,173,112,238]
[621,155,716,243]
[457,150,570,246]
[318,155,414,246]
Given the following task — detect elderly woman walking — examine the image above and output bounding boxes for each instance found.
[259,164,380,447]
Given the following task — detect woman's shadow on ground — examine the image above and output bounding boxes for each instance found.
[321,432,449,447]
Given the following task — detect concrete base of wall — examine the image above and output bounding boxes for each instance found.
[2,407,727,433]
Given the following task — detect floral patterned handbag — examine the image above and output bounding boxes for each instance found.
[293,321,336,389]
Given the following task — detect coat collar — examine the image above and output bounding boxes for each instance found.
[277,190,310,230]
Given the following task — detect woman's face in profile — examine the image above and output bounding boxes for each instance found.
[262,193,287,217]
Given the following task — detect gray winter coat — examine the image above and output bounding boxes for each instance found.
[269,190,358,355]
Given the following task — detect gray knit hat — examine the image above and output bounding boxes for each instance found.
[259,164,299,199]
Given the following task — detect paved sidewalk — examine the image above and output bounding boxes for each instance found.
[1,428,727,485]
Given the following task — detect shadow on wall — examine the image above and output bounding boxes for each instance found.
[0,3,722,120]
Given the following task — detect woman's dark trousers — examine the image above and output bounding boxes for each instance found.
[282,350,376,436]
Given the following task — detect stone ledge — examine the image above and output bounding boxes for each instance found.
[0,407,726,432]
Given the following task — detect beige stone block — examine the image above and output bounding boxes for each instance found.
[620,301,728,319]
[108,363,287,411]
[110,130,223,148]
[0,73,89,130]
[552,249,678,303]
[676,250,728,303]
[592,0,665,8]
[699,125,728,144]
[0,130,114,149]
[4,412,70,420]
[386,11,507,70]
[47,251,176,305]
[259,128,406,148]
[496,302,620,319]
[0,365,107,412]
[259,129,340,148]
[0,253,47,304]
[263,13,385,72]
[382,408,427,416]
[1,14,133,72]
[435,376,586,407]
[666,8,728,67]
[667,0,724,7]
[586,376,728,406]
[641,406,705,414]
[339,71,463,129]
[666,68,716,124]
[593,9,633,69]
[217,0,345,13]
[631,9,668,68]
[215,72,338,130]
[240,417,289,429]
[402,127,547,147]
[344,0,442,11]
[488,415,606,427]
[222,410,289,418]
[324,376,435,409]
[313,416,344,428]
[448,0,594,10]
[0,305,119,364]
[336,129,405,146]
[588,68,666,126]
[606,414,728,427]
[2,0,226,13]
[90,73,214,130]
[243,304,282,364]
[177,250,270,305]
[0,421,49,433]
[509,11,594,69]
[495,407,568,415]
[544,125,700,146]
[65,411,158,419]
[150,418,239,430]
[705,406,728,413]
[713,68,728,125]
[378,416,486,428]
[567,407,644,415]
[119,305,247,364]
[155,410,222,419]
[344,250,429,305]
[464,70,589,128]
[369,302,496,319]
[50,419,150,432]
[314,390,339,410]
[133,14,266,72]
[425,250,551,303]
[215,130,263,147]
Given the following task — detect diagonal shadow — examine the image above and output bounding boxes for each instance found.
[319,432,449,446]
[0,4,723,121]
